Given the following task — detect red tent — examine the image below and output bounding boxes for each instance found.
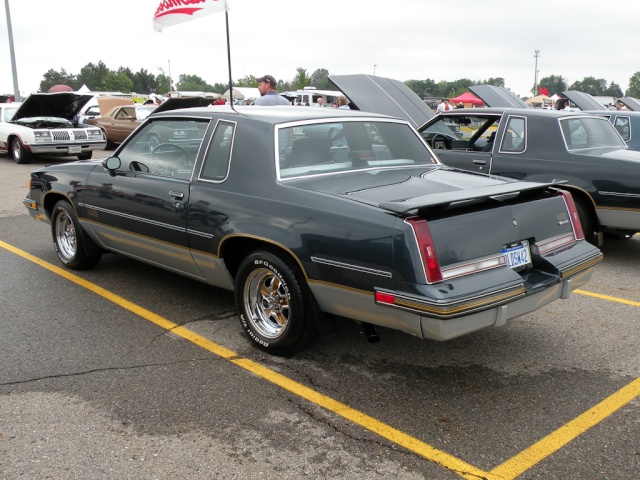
[449,91,484,106]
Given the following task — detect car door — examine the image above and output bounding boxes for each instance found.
[81,117,210,278]
[108,106,140,143]
[421,113,500,175]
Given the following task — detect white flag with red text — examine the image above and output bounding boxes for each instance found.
[153,0,229,32]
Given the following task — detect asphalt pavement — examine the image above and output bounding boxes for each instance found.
[1,150,639,479]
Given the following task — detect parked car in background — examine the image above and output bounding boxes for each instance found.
[87,96,213,149]
[330,75,640,246]
[617,97,640,111]
[24,106,601,355]
[555,90,640,151]
[0,92,106,163]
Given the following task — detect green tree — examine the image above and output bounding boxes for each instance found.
[210,82,228,94]
[77,61,110,90]
[627,72,640,97]
[103,70,133,93]
[538,75,567,96]
[568,77,608,95]
[484,77,505,87]
[235,74,257,87]
[38,68,78,92]
[176,74,213,91]
[132,69,159,94]
[310,68,331,90]
[603,81,623,97]
[291,68,311,90]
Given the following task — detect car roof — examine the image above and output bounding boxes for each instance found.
[152,105,398,125]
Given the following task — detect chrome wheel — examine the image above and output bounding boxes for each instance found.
[243,267,290,339]
[54,209,77,261]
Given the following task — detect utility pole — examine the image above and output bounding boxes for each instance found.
[4,0,21,101]
[533,50,540,96]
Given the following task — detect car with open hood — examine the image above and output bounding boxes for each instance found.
[554,90,640,152]
[0,92,106,163]
[330,75,640,245]
[23,105,601,355]
[87,96,213,149]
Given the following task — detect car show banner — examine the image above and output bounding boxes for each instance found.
[152,0,229,32]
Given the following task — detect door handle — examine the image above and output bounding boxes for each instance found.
[169,191,184,199]
[473,159,487,165]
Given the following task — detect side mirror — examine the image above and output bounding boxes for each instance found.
[102,156,121,177]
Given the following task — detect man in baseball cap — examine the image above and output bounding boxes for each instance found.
[254,74,291,106]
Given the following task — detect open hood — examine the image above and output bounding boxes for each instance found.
[96,96,134,116]
[468,85,530,108]
[618,97,640,111]
[560,91,607,111]
[152,96,212,114]
[11,92,95,121]
[328,74,434,128]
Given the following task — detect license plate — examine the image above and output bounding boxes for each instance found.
[501,240,531,270]
[68,146,81,154]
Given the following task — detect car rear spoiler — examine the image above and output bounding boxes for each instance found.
[380,180,567,214]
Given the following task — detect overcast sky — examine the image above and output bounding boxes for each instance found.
[2,0,639,98]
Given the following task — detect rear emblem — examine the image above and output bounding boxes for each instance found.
[512,219,518,226]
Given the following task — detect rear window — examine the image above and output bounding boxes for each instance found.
[277,119,437,180]
[560,116,626,150]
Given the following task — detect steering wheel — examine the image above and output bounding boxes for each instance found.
[151,143,194,174]
[431,134,452,150]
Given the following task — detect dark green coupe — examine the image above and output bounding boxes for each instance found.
[24,106,602,355]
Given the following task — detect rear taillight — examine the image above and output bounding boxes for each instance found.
[557,190,584,240]
[405,217,443,283]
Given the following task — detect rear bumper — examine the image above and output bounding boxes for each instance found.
[309,246,602,342]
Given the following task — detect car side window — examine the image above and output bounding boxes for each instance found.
[613,116,630,141]
[500,116,526,153]
[115,119,208,180]
[199,120,235,182]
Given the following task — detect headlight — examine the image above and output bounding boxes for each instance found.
[33,130,52,141]
[87,129,103,139]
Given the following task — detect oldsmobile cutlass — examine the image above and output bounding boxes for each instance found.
[24,106,602,355]
[329,75,640,246]
[0,92,106,163]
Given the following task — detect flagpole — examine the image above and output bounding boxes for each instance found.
[224,4,234,111]
[4,0,21,101]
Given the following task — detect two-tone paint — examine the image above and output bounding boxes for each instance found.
[24,106,602,345]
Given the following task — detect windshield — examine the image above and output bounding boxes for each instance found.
[277,119,438,180]
[3,107,19,122]
[559,116,626,150]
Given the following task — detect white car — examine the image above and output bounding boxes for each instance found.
[0,93,106,164]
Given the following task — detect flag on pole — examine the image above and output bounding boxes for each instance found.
[153,0,229,32]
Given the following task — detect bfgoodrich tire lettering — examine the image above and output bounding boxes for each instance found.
[235,250,318,355]
[51,200,102,269]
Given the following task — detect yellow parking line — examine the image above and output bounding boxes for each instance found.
[3,239,639,480]
[491,377,640,479]
[0,240,492,479]
[575,289,640,307]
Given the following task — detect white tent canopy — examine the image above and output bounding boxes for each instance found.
[222,87,260,100]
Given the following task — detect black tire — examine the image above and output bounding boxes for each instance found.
[77,152,92,160]
[235,250,318,355]
[11,137,31,164]
[51,200,102,269]
[102,130,116,150]
[575,198,596,245]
